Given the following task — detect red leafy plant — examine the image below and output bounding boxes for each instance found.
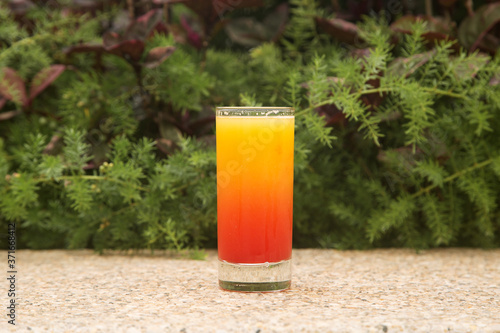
[224,3,289,47]
[0,65,66,119]
[316,2,500,55]
[157,0,265,49]
[64,9,176,81]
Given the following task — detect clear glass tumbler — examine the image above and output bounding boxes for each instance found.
[216,107,294,292]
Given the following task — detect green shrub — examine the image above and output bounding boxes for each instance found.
[1,0,499,250]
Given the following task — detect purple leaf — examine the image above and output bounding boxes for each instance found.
[156,137,176,156]
[43,135,62,155]
[421,32,459,51]
[0,67,28,107]
[263,3,289,42]
[144,46,176,69]
[0,110,23,121]
[181,16,204,49]
[152,0,185,4]
[458,3,500,52]
[149,22,169,38]
[225,3,288,47]
[125,9,164,41]
[71,0,105,13]
[210,0,264,17]
[451,53,490,81]
[181,0,264,37]
[490,73,500,86]
[390,15,419,33]
[390,15,454,35]
[65,40,145,63]
[388,51,436,78]
[189,115,215,132]
[315,103,346,126]
[225,18,268,47]
[315,17,362,45]
[8,0,34,17]
[136,8,162,27]
[102,32,122,48]
[29,65,66,102]
[0,97,6,111]
[106,40,145,62]
[64,43,106,56]
[391,15,459,51]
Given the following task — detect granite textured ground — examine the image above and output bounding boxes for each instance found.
[2,248,500,332]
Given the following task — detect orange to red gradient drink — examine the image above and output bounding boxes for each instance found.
[216,108,294,266]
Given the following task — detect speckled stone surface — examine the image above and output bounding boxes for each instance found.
[2,249,500,332]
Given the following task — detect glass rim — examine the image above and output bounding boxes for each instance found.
[216,106,294,117]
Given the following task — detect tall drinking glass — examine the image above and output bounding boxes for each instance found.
[216,107,294,292]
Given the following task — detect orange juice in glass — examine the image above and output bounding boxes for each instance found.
[216,107,294,292]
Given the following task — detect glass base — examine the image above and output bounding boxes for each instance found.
[218,259,291,292]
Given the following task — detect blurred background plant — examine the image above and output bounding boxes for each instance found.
[1,0,500,251]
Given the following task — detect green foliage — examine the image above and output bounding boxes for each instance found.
[63,129,92,173]
[59,72,137,137]
[144,36,211,112]
[283,0,321,57]
[413,159,449,188]
[205,49,251,105]
[0,8,28,46]
[1,0,500,251]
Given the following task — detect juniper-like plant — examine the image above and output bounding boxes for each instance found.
[1,0,499,251]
